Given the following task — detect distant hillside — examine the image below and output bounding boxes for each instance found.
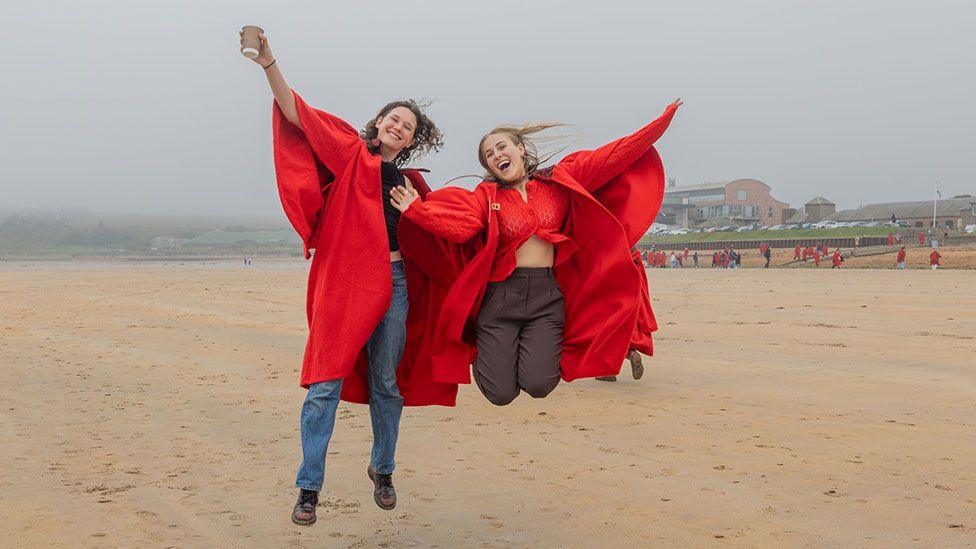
[187,229,300,246]
[0,211,298,257]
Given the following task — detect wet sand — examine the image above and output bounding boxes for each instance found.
[1,263,974,547]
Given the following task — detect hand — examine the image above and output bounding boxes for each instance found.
[671,97,684,109]
[239,30,275,67]
[390,179,420,213]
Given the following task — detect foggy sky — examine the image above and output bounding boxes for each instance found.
[2,0,974,217]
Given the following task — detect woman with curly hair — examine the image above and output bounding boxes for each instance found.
[392,99,681,406]
[241,30,447,526]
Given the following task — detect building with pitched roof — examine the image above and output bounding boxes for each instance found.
[656,178,790,228]
[826,196,974,228]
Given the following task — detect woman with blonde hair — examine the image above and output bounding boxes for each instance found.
[392,99,681,405]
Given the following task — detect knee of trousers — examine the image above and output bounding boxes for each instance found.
[370,373,402,400]
[522,379,558,399]
[305,382,341,407]
[484,387,519,407]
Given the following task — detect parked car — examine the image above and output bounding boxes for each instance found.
[965,224,976,234]
[813,220,841,229]
[864,221,880,227]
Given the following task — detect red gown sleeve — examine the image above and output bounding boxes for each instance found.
[401,187,488,244]
[272,90,363,258]
[558,103,678,193]
[291,91,362,175]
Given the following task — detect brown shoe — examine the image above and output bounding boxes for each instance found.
[367,466,397,510]
[628,349,644,380]
[291,489,318,526]
[595,376,617,382]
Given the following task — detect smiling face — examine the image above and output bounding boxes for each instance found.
[479,133,527,184]
[374,106,417,156]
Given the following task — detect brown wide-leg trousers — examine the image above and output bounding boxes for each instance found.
[474,267,565,406]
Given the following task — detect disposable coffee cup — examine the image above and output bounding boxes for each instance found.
[241,26,263,58]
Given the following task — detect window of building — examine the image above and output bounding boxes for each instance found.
[737,190,748,200]
[915,221,923,227]
[768,206,774,219]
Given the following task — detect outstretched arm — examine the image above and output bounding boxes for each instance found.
[248,30,362,175]
[559,99,682,193]
[392,182,487,244]
[241,30,301,129]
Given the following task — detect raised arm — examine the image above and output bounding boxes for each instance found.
[559,99,682,193]
[240,30,301,128]
[392,182,487,244]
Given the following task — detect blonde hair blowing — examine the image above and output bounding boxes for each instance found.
[477,123,574,184]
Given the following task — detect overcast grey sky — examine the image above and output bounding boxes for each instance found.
[1,0,973,216]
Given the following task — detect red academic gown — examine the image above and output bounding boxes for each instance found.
[832,251,842,267]
[398,105,677,383]
[273,91,457,406]
[629,248,656,355]
[918,233,926,246]
[896,249,907,264]
[794,245,801,260]
[929,250,941,266]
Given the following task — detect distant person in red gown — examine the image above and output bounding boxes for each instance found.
[896,247,907,269]
[831,250,843,268]
[929,249,941,270]
[793,245,801,261]
[918,232,926,246]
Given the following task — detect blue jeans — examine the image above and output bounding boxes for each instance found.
[295,260,408,491]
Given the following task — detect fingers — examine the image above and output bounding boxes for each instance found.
[403,178,415,191]
[392,184,416,198]
[389,184,418,212]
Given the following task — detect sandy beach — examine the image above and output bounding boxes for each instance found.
[1,262,973,547]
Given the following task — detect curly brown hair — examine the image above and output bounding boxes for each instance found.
[360,100,444,167]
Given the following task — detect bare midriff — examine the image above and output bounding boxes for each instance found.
[514,235,555,268]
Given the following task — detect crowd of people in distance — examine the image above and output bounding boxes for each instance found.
[640,235,949,271]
